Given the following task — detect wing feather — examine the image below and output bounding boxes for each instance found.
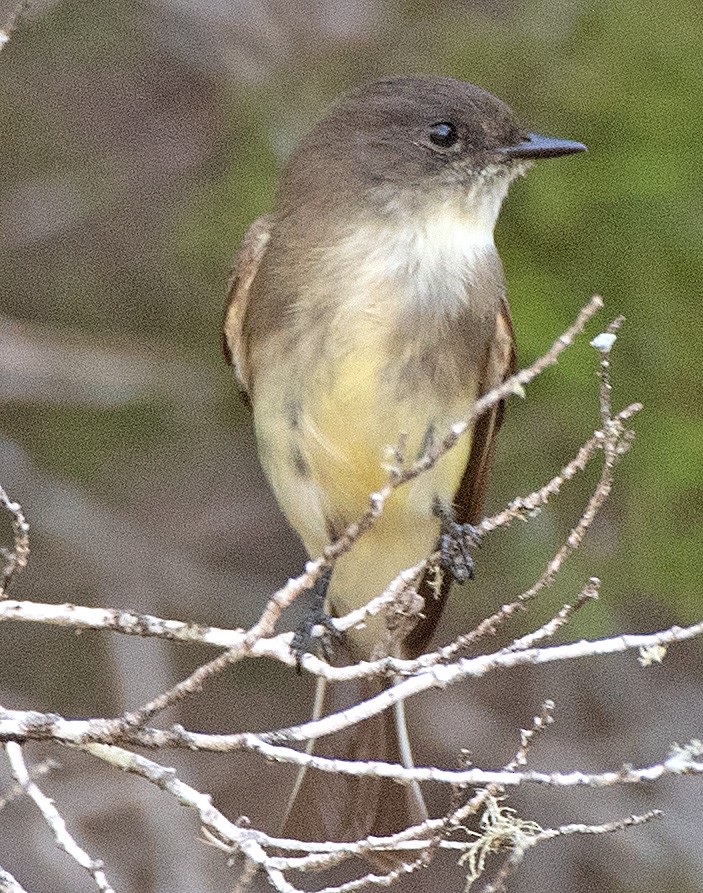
[405,299,516,657]
[456,299,516,526]
[222,214,272,394]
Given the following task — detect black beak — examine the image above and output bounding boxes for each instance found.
[499,131,587,161]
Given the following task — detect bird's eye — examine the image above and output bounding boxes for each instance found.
[428,121,459,149]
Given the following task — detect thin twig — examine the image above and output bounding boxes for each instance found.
[0,757,59,811]
[504,578,600,653]
[0,485,30,596]
[5,743,115,892]
[480,809,662,893]
[0,866,29,893]
[440,701,557,876]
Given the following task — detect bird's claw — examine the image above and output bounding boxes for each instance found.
[433,498,481,583]
[439,521,481,582]
[291,567,340,672]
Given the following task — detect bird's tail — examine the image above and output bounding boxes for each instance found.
[281,673,428,847]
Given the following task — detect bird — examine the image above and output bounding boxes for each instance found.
[223,75,585,846]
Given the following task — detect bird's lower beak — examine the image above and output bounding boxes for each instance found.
[498,132,587,160]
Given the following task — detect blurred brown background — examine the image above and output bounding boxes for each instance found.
[1,0,702,891]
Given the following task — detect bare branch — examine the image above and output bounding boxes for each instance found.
[2,708,702,796]
[0,485,30,596]
[0,597,244,645]
[0,756,59,811]
[0,866,29,893]
[75,738,674,893]
[72,739,673,893]
[1,615,702,756]
[480,809,662,893]
[504,578,600,653]
[4,743,115,892]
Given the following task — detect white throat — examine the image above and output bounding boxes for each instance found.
[356,172,515,313]
[325,164,526,323]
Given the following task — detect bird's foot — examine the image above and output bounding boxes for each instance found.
[433,498,482,583]
[290,567,340,672]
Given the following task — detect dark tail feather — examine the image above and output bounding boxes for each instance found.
[281,674,427,846]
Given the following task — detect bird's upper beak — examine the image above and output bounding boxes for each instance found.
[498,132,587,161]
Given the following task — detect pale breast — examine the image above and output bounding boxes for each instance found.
[247,197,506,557]
[252,311,480,565]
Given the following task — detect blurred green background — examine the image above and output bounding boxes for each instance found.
[1,1,702,891]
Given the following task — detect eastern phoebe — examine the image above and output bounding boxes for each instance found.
[223,76,585,845]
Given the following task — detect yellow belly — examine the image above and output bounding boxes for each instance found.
[254,334,476,658]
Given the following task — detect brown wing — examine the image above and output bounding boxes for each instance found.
[222,214,273,395]
[405,299,516,657]
[455,297,516,526]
